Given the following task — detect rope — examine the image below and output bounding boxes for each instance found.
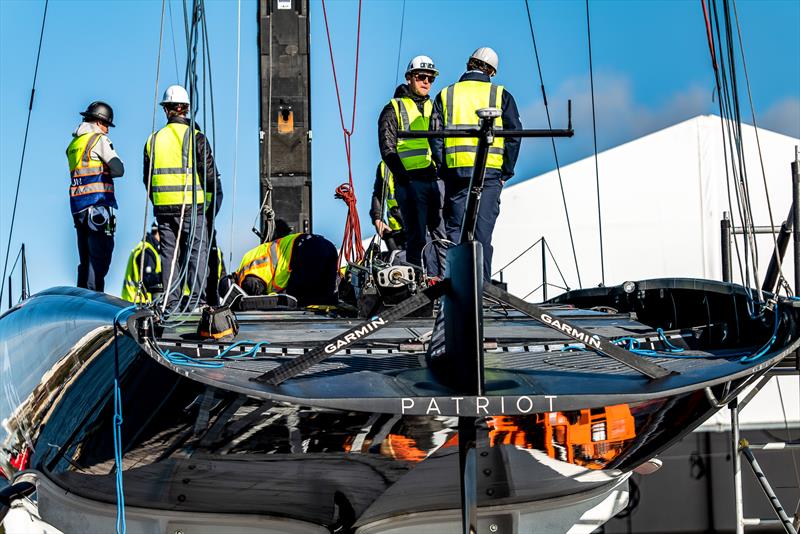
[731,0,787,293]
[335,184,365,267]
[522,0,582,289]
[739,302,778,362]
[321,0,365,266]
[0,0,48,310]
[136,0,167,305]
[585,0,605,286]
[160,0,217,321]
[704,0,759,313]
[229,0,241,266]
[156,339,271,368]
[111,305,135,534]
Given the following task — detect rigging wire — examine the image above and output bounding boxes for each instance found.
[721,0,762,296]
[585,0,605,286]
[252,2,276,244]
[167,0,180,82]
[393,0,406,85]
[703,0,760,312]
[0,0,48,310]
[136,0,168,304]
[731,0,787,293]
[178,0,217,319]
[522,0,582,289]
[229,0,241,266]
[160,0,200,316]
[160,0,215,320]
[321,0,365,266]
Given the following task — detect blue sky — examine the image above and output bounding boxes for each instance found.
[1,0,798,309]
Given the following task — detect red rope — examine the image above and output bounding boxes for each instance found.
[701,0,719,72]
[322,0,364,267]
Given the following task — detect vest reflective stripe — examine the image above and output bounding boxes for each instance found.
[68,133,105,178]
[236,233,301,292]
[121,240,161,303]
[70,182,115,197]
[441,81,505,170]
[67,132,117,213]
[390,97,433,171]
[379,162,402,231]
[146,123,204,206]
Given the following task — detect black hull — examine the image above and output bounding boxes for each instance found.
[0,281,797,530]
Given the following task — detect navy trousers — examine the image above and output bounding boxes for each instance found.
[157,209,208,310]
[74,213,114,292]
[443,178,503,281]
[394,179,447,276]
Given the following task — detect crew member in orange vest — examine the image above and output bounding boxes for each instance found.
[232,220,338,306]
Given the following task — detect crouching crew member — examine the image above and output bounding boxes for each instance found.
[233,221,338,306]
[67,101,124,292]
[121,223,162,303]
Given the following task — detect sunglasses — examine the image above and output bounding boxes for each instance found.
[414,73,436,83]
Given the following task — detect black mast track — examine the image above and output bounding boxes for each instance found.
[258,0,312,236]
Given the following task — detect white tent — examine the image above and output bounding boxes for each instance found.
[494,114,800,429]
[493,114,800,300]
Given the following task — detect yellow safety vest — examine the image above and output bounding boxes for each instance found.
[389,97,434,171]
[66,133,115,213]
[379,162,402,231]
[145,123,205,206]
[440,80,505,170]
[236,233,301,292]
[121,240,161,303]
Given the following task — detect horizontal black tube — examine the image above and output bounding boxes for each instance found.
[398,129,574,139]
[731,225,792,235]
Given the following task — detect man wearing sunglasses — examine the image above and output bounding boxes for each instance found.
[429,47,522,281]
[377,55,447,277]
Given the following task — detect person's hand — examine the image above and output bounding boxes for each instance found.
[373,219,390,236]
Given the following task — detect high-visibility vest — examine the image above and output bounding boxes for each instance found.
[440,80,505,170]
[379,162,402,231]
[66,133,116,214]
[389,97,434,171]
[121,240,161,303]
[236,233,301,292]
[145,123,205,206]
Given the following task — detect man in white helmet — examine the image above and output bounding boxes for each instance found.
[143,84,223,311]
[377,55,446,277]
[430,47,522,280]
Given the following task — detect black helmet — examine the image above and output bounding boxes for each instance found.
[80,101,115,127]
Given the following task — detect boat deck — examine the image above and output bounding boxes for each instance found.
[139,303,789,414]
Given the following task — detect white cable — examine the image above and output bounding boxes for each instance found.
[229,0,241,266]
[137,0,167,304]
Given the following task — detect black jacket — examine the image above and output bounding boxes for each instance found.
[143,116,222,216]
[141,232,163,292]
[378,84,437,183]
[429,71,522,182]
[369,163,385,223]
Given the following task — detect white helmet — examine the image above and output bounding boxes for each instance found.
[405,55,439,77]
[160,85,190,106]
[469,47,499,73]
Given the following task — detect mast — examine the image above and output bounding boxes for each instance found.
[258,0,312,237]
